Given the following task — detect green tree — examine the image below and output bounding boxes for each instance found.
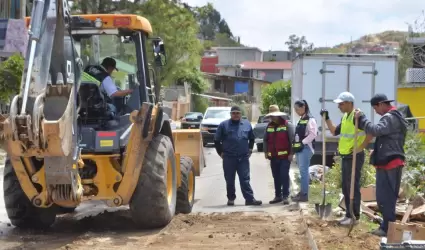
[285,35,314,53]
[0,54,24,102]
[260,80,291,114]
[135,0,205,92]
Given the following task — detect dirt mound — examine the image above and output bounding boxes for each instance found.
[305,216,380,250]
[147,212,311,250]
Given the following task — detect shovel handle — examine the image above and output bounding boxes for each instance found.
[349,116,359,200]
[322,113,326,184]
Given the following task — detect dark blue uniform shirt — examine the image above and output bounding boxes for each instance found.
[214,119,254,157]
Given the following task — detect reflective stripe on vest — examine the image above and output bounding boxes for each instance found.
[338,112,366,155]
[81,72,101,85]
[267,126,287,132]
[268,151,288,156]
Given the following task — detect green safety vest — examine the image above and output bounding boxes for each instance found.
[81,72,101,85]
[338,111,366,155]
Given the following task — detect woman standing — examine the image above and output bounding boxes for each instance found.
[291,100,318,202]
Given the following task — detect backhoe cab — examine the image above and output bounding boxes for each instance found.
[2,0,204,230]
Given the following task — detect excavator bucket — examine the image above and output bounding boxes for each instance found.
[172,129,206,176]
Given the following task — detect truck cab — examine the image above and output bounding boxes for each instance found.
[200,106,231,146]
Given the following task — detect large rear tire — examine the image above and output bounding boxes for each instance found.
[176,156,195,214]
[3,158,56,229]
[130,135,177,228]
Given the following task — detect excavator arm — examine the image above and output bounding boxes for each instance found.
[3,0,83,208]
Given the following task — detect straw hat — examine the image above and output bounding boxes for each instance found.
[265,111,288,118]
[268,105,280,113]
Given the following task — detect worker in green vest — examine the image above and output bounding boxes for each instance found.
[320,92,373,226]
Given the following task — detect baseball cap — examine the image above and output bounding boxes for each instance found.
[231,106,241,113]
[370,94,394,106]
[333,92,355,104]
[101,57,118,71]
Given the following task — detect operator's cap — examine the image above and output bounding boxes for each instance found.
[370,93,394,106]
[333,92,355,104]
[101,57,119,71]
[268,105,280,113]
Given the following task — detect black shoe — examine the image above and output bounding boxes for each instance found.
[292,193,308,202]
[282,197,290,205]
[246,199,262,206]
[227,200,235,206]
[269,197,283,204]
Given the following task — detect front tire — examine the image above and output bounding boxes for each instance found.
[130,135,177,228]
[176,156,195,214]
[3,158,56,229]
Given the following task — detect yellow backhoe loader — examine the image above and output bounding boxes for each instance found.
[1,0,205,229]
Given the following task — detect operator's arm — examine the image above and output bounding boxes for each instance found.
[248,124,255,150]
[214,122,224,156]
[326,120,340,136]
[102,77,133,97]
[358,134,374,152]
[358,114,395,137]
[287,121,295,155]
[263,124,269,155]
[302,118,318,144]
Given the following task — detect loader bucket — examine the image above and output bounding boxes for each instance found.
[172,129,206,176]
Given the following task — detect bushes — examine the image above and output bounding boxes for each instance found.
[401,132,425,198]
[0,53,24,103]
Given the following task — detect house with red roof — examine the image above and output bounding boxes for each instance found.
[239,61,292,82]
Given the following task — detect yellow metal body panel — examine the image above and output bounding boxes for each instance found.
[398,87,425,132]
[172,129,205,176]
[175,153,181,188]
[81,154,122,200]
[25,14,153,34]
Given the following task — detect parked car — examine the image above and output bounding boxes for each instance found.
[253,113,290,152]
[181,112,203,129]
[200,107,231,146]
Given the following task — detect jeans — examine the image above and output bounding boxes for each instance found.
[376,166,402,232]
[222,156,255,201]
[296,147,313,195]
[270,158,291,198]
[341,152,364,220]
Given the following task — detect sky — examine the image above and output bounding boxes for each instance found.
[183,0,425,50]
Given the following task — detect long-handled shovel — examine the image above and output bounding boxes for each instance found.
[347,116,359,236]
[315,113,332,219]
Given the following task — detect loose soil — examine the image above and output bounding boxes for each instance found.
[306,216,381,250]
[0,211,311,250]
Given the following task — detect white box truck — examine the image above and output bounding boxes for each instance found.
[291,53,398,165]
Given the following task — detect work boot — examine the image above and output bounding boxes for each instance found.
[246,199,262,206]
[370,228,387,237]
[292,193,308,202]
[227,200,235,206]
[269,197,283,204]
[282,197,290,205]
[339,217,359,226]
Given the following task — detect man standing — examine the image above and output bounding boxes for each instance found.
[355,94,408,237]
[214,106,262,206]
[320,92,373,226]
[263,110,294,205]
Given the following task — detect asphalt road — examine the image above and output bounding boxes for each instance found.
[0,145,300,239]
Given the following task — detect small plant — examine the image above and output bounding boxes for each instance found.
[0,53,24,103]
[401,132,425,198]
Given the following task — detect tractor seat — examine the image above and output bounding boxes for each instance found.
[78,81,114,123]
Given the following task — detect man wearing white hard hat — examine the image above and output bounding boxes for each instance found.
[320,92,373,226]
[263,105,294,205]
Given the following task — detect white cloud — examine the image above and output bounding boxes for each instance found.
[183,0,423,50]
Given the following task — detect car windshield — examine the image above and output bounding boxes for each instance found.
[185,112,202,119]
[204,110,230,119]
